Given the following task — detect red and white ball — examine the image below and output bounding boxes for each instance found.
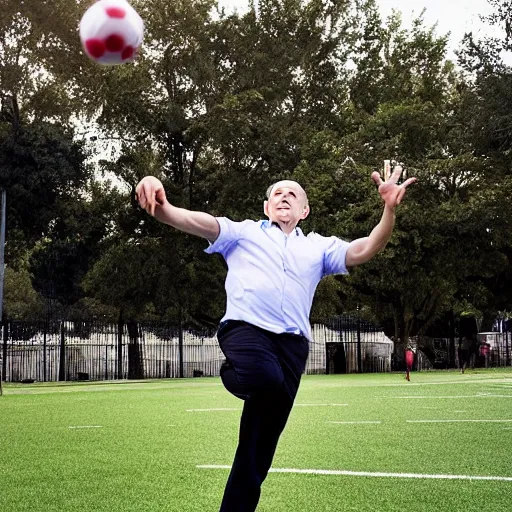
[79,0,144,65]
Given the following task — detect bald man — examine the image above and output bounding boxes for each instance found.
[136,169,415,511]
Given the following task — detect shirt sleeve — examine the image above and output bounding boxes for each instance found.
[308,232,350,276]
[204,217,249,257]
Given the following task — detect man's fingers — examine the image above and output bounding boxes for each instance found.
[389,165,403,183]
[396,186,407,205]
[139,185,154,215]
[136,177,166,216]
[141,183,155,216]
[137,189,146,208]
[371,171,383,187]
[155,188,165,206]
[402,177,417,188]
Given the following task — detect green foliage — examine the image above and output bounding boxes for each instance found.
[351,8,452,114]
[0,1,85,123]
[3,266,45,320]
[0,121,92,265]
[1,0,511,339]
[28,181,126,308]
[293,8,511,341]
[66,0,365,324]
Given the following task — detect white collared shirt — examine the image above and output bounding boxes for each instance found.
[205,219,350,340]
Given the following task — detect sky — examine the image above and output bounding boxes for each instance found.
[377,0,495,56]
[217,0,498,62]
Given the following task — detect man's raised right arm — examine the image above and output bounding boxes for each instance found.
[135,176,220,242]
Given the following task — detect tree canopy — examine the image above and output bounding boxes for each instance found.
[0,0,510,347]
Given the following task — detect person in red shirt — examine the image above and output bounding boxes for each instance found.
[405,346,414,381]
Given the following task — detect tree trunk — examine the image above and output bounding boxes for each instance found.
[448,309,456,368]
[58,321,66,381]
[178,306,184,378]
[127,321,144,379]
[117,310,124,380]
[1,316,7,386]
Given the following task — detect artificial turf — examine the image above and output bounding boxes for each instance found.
[1,369,511,511]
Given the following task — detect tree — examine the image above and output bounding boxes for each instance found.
[3,266,45,320]
[293,8,511,360]
[0,122,92,266]
[0,1,94,269]
[458,0,512,321]
[5,0,509,362]
[28,181,126,315]
[66,0,364,325]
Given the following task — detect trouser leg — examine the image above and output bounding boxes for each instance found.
[217,322,308,512]
[219,391,293,512]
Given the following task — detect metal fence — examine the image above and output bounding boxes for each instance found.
[1,317,395,383]
[405,334,512,371]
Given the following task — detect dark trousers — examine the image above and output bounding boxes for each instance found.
[217,321,309,512]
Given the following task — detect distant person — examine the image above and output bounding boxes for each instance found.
[480,341,491,368]
[459,337,471,373]
[136,165,416,511]
[405,345,414,381]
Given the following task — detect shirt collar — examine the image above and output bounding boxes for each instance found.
[261,220,303,237]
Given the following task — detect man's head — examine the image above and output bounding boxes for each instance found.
[264,180,310,232]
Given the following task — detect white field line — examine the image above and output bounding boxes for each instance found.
[196,465,512,482]
[295,404,348,407]
[376,393,509,400]
[328,421,381,424]
[68,425,103,429]
[186,408,241,412]
[407,419,512,424]
[354,378,512,389]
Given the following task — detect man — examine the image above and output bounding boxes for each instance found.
[136,166,416,511]
[405,345,415,381]
[459,337,472,374]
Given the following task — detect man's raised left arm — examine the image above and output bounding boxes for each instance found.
[345,165,416,268]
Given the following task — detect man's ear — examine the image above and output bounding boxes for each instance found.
[264,200,269,218]
[300,205,310,220]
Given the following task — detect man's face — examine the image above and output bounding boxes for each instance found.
[264,180,309,226]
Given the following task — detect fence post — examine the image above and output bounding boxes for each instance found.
[506,329,510,367]
[0,189,6,390]
[117,318,123,380]
[178,309,184,379]
[0,324,2,395]
[58,321,66,381]
[43,322,47,382]
[356,311,362,373]
[105,344,108,380]
[1,319,7,385]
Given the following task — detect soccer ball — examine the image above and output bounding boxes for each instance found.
[79,0,144,65]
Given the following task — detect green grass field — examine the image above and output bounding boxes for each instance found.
[2,369,512,511]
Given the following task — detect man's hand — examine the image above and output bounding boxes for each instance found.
[134,175,219,241]
[371,165,417,209]
[135,176,167,216]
